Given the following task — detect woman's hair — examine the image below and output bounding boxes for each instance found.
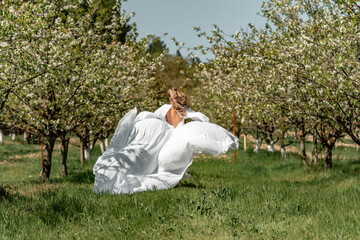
[167,87,192,116]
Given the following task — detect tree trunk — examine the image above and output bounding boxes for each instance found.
[324,145,333,168]
[11,132,16,141]
[60,137,69,177]
[24,130,27,141]
[254,139,260,153]
[311,133,319,165]
[244,134,247,151]
[280,145,286,158]
[100,140,105,153]
[0,129,3,144]
[89,140,93,150]
[324,137,336,168]
[41,135,56,180]
[267,141,274,152]
[84,128,91,161]
[105,137,109,148]
[80,134,92,162]
[84,146,91,161]
[299,124,308,166]
[80,136,84,164]
[279,132,286,158]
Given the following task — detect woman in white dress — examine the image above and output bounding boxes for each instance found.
[93,88,238,194]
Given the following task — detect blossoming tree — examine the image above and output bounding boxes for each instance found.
[1,0,159,179]
[192,0,360,167]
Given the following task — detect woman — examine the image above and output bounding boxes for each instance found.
[93,88,238,194]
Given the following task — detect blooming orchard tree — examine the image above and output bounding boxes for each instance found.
[1,0,159,179]
[260,0,360,166]
[190,25,250,135]
[193,0,360,167]
[192,26,294,156]
[75,39,159,163]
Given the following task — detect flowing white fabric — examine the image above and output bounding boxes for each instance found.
[93,105,239,194]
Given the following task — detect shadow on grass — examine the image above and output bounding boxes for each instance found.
[27,190,95,226]
[0,185,13,200]
[305,159,360,176]
[31,169,95,185]
[66,170,94,184]
[180,181,204,189]
[333,159,360,176]
[278,159,360,187]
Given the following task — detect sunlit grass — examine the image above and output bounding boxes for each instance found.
[1,135,360,239]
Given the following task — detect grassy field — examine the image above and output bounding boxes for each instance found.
[1,135,360,239]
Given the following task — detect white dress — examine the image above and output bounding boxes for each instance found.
[93,104,239,194]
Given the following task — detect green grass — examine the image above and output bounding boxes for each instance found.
[1,135,360,239]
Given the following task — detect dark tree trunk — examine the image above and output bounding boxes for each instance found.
[60,137,69,176]
[41,134,57,180]
[318,124,340,168]
[299,123,308,166]
[324,145,333,168]
[324,137,336,168]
